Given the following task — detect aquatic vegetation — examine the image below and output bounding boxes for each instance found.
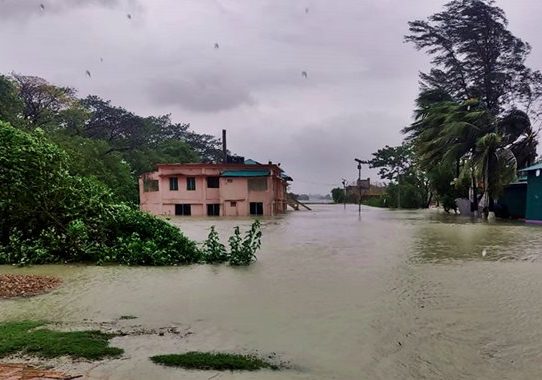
[200,221,262,266]
[0,321,123,360]
[229,220,262,266]
[150,351,278,371]
[200,226,229,263]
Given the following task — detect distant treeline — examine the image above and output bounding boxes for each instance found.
[290,193,332,201]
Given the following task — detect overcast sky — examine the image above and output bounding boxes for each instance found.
[1,0,541,194]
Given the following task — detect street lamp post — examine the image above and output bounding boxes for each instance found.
[354,159,364,214]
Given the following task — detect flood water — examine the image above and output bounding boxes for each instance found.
[3,204,542,379]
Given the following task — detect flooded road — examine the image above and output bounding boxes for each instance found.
[2,204,542,379]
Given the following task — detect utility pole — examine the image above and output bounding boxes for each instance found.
[222,129,227,164]
[341,178,347,209]
[397,174,401,209]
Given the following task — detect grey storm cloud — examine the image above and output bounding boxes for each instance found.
[0,0,541,193]
[147,74,254,112]
[0,0,136,20]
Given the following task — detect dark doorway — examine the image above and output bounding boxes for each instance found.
[175,204,191,216]
[249,202,264,216]
[207,203,220,216]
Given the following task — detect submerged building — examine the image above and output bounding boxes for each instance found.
[496,162,542,223]
[520,163,542,223]
[139,161,292,217]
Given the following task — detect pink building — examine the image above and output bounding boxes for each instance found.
[139,161,292,217]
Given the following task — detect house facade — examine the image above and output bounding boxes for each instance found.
[521,163,542,223]
[139,162,291,217]
[495,162,542,223]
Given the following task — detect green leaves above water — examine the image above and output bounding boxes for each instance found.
[201,220,262,266]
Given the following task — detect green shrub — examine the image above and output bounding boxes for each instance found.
[0,121,200,266]
[201,226,229,263]
[100,204,201,265]
[229,220,262,266]
[199,222,263,266]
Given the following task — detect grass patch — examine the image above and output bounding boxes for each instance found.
[0,321,123,360]
[119,315,138,320]
[150,352,279,371]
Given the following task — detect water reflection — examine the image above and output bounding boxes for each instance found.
[407,211,542,263]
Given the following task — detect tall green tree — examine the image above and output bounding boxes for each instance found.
[367,143,430,208]
[367,144,414,182]
[124,140,199,175]
[405,0,542,116]
[0,75,23,127]
[76,96,208,172]
[78,95,152,154]
[331,187,346,204]
[12,74,77,128]
[0,72,233,206]
[49,132,137,203]
[405,1,541,216]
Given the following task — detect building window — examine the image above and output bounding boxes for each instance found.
[250,202,264,216]
[207,204,220,216]
[143,179,159,192]
[248,177,268,191]
[175,204,191,216]
[186,177,196,191]
[230,201,237,207]
[207,176,220,188]
[169,177,178,191]
[227,179,233,183]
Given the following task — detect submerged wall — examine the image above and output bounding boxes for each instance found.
[496,183,527,219]
[526,172,542,223]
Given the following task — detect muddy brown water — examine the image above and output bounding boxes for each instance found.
[2,204,542,379]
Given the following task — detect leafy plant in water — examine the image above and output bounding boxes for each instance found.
[229,220,262,266]
[227,226,242,264]
[201,226,228,263]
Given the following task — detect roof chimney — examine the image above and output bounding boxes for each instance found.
[222,129,227,164]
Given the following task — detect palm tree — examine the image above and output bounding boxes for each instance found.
[404,92,537,218]
[472,133,517,217]
[498,109,537,169]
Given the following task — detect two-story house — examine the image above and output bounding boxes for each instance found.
[139,161,291,217]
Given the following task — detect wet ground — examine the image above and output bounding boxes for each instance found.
[2,204,542,379]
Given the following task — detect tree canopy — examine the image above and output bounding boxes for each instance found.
[367,143,430,209]
[0,121,200,265]
[405,0,542,116]
[0,73,228,203]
